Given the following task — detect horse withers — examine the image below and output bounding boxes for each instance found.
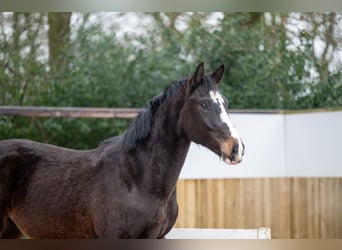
[0,63,244,238]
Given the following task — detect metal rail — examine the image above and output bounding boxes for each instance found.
[0,106,338,119]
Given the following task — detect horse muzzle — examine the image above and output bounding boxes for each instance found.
[220,138,245,165]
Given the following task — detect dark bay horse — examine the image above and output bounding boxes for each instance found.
[0,63,244,239]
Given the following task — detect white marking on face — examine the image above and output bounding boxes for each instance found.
[209,90,244,162]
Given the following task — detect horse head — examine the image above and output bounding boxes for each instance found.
[180,63,245,165]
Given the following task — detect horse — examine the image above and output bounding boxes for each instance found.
[0,63,244,239]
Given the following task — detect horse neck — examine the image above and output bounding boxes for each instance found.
[140,95,190,197]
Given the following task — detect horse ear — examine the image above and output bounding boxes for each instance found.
[211,64,225,84]
[191,62,205,84]
[186,62,205,97]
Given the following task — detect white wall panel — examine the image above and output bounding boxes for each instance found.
[285,111,342,177]
[179,111,342,179]
[180,113,285,179]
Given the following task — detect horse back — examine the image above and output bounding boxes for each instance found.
[0,139,97,237]
[0,139,88,212]
[0,139,40,204]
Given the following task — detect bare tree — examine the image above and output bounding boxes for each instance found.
[48,12,71,73]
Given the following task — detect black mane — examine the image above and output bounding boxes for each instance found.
[121,78,188,151]
[120,74,218,152]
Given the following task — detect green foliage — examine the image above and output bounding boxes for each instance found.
[184,13,341,110]
[0,12,341,149]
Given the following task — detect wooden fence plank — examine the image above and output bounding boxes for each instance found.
[0,106,142,118]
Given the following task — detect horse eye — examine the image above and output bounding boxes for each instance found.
[200,102,208,109]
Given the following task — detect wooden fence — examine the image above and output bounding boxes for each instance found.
[175,178,342,239]
[1,106,341,239]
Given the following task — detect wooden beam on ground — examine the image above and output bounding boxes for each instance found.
[166,228,271,239]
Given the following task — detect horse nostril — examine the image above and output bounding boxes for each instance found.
[232,143,239,156]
